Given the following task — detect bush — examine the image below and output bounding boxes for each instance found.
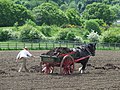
[0,28,12,41]
[87,30,99,42]
[100,27,120,43]
[56,30,83,42]
[84,19,101,34]
[100,32,118,43]
[66,31,76,41]
[74,36,84,43]
[91,19,105,26]
[56,30,68,40]
[25,19,36,27]
[19,24,44,42]
[40,25,52,37]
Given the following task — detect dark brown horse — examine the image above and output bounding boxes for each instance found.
[73,43,96,73]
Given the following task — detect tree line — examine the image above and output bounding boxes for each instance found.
[0,0,120,43]
[0,0,120,27]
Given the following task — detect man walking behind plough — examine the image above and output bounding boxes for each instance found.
[16,47,34,72]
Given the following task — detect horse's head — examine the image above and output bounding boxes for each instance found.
[86,43,96,56]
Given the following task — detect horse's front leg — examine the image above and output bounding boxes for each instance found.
[79,58,89,74]
[78,64,86,74]
[78,67,84,73]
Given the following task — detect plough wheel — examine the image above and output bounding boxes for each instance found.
[60,55,74,75]
[40,62,54,74]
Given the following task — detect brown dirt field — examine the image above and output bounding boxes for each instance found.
[0,50,120,90]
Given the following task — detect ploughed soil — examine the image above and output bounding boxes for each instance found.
[0,50,120,90]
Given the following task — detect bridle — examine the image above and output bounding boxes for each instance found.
[85,45,95,56]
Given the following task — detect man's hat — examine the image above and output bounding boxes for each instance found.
[24,46,28,50]
[24,46,28,49]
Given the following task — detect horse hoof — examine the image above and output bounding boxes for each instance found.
[78,67,82,72]
[80,70,84,74]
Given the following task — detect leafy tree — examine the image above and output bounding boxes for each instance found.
[103,0,120,5]
[52,0,64,6]
[0,0,33,26]
[85,0,103,4]
[84,19,101,34]
[0,28,12,41]
[66,31,76,41]
[32,3,68,26]
[82,3,117,25]
[13,0,45,9]
[60,4,68,11]
[65,8,82,26]
[40,26,52,37]
[100,27,120,43]
[109,5,120,20]
[91,19,105,26]
[19,24,43,42]
[56,30,68,40]
[13,0,120,11]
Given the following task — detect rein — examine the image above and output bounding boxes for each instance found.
[74,55,91,62]
[85,47,92,56]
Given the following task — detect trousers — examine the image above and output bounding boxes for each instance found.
[18,57,29,72]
